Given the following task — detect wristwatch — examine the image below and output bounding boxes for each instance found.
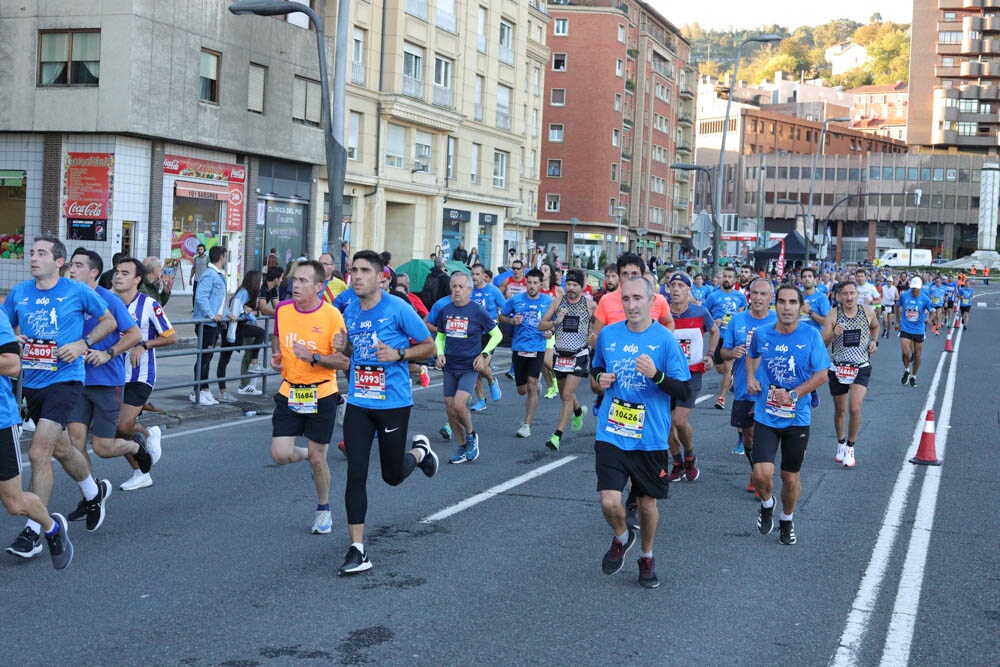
[397,348,406,360]
[311,353,320,367]
[481,351,490,358]
[788,389,799,402]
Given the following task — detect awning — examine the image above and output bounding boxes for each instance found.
[0,170,26,187]
[175,180,228,201]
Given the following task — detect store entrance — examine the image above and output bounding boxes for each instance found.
[121,221,134,257]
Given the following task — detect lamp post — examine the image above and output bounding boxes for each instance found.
[804,115,850,270]
[671,162,715,271]
[714,33,783,278]
[229,0,349,257]
[614,205,627,259]
[778,198,805,270]
[569,216,580,265]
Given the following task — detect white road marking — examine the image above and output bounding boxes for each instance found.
[420,456,578,523]
[695,393,713,404]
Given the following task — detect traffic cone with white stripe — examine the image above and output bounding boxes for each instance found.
[944,325,954,352]
[910,410,942,466]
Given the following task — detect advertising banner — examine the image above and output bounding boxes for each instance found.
[63,152,114,220]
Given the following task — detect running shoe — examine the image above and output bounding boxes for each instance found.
[714,396,726,410]
[544,384,559,399]
[191,390,219,405]
[247,363,267,374]
[120,471,152,491]
[439,423,453,440]
[778,519,797,546]
[489,378,502,402]
[843,446,856,469]
[909,375,917,387]
[238,384,263,395]
[469,398,488,412]
[23,418,35,432]
[625,502,640,532]
[683,455,700,482]
[601,528,636,575]
[448,445,468,464]
[637,556,659,589]
[835,441,847,463]
[147,425,163,465]
[419,366,430,388]
[504,368,515,381]
[86,479,111,532]
[900,369,910,385]
[545,434,561,451]
[411,435,438,477]
[337,545,372,575]
[217,392,239,403]
[732,436,745,455]
[745,477,757,494]
[133,434,153,474]
[6,527,41,558]
[571,405,588,432]
[667,462,685,482]
[67,498,88,522]
[311,510,332,534]
[337,441,347,458]
[465,432,480,462]
[516,423,531,438]
[45,513,73,570]
[757,500,775,535]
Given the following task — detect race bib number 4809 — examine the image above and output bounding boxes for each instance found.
[22,339,58,372]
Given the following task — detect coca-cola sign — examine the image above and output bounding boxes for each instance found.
[163,154,246,183]
[63,152,114,221]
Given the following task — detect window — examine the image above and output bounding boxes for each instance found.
[545,194,561,212]
[347,112,361,160]
[403,43,424,98]
[499,21,515,65]
[436,0,457,32]
[474,75,485,121]
[292,76,321,125]
[609,198,617,215]
[471,143,481,182]
[933,168,944,181]
[352,28,366,84]
[530,108,538,137]
[493,150,508,188]
[496,84,512,129]
[938,31,962,44]
[550,88,566,106]
[547,159,562,177]
[433,56,453,107]
[478,7,489,52]
[386,123,406,168]
[248,63,266,113]
[199,49,220,103]
[38,30,100,85]
[554,18,568,35]
[611,164,618,181]
[618,24,625,42]
[616,59,624,76]
[529,149,537,177]
[553,53,566,71]
[446,136,457,179]
[533,67,541,95]
[414,130,433,171]
[612,128,620,146]
[549,124,564,141]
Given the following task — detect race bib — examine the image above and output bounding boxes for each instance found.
[834,364,859,385]
[22,339,58,371]
[745,330,755,348]
[444,315,469,338]
[679,338,692,361]
[842,328,862,347]
[765,385,796,420]
[722,314,733,327]
[353,364,386,400]
[553,354,576,373]
[905,309,918,322]
[607,398,645,439]
[561,315,580,333]
[288,385,318,414]
[517,350,537,358]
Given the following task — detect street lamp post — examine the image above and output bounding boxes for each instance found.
[671,162,715,272]
[714,34,783,278]
[614,205,627,259]
[229,0,349,258]
[804,116,850,270]
[569,216,580,265]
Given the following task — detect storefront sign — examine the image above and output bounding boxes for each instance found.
[443,208,471,222]
[479,212,498,225]
[66,219,107,241]
[165,154,246,233]
[63,153,114,220]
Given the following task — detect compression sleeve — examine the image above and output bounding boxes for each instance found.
[482,326,502,355]
[435,332,446,355]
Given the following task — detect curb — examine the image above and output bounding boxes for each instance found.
[137,397,272,430]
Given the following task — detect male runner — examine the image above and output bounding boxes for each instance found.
[942,273,957,326]
[799,268,830,332]
[499,269,553,438]
[822,280,879,468]
[746,285,830,546]
[538,268,595,451]
[433,271,502,463]
[880,276,899,339]
[113,258,177,491]
[499,259,528,380]
[896,277,934,388]
[333,250,438,576]
[468,263,505,411]
[927,275,947,335]
[593,264,619,304]
[957,281,974,330]
[722,278,776,494]
[592,277,690,588]
[269,260,349,535]
[0,307,73,569]
[854,268,882,315]
[704,267,747,410]
[691,273,713,306]
[4,235,116,558]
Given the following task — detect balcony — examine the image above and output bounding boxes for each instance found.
[961,38,983,55]
[496,106,512,130]
[677,115,693,126]
[402,75,424,100]
[619,183,631,193]
[986,16,1000,31]
[985,39,1000,54]
[499,45,515,66]
[432,84,453,108]
[679,85,694,99]
[625,78,635,93]
[351,61,365,85]
[405,0,428,19]
[676,144,692,154]
[627,48,639,59]
[964,15,984,32]
[674,170,690,182]
[673,197,689,209]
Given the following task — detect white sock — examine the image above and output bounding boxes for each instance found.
[352,542,365,554]
[639,550,652,559]
[780,512,794,522]
[615,530,629,544]
[25,519,42,534]
[761,496,775,509]
[80,476,99,500]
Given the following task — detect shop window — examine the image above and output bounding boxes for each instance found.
[0,171,27,259]
[38,30,100,86]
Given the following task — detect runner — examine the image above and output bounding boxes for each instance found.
[4,235,116,559]
[880,276,899,339]
[499,269,553,438]
[333,250,438,575]
[895,277,934,388]
[112,258,177,491]
[538,268,596,451]
[432,271,502,463]
[691,273,713,306]
[942,273,957,326]
[746,285,830,546]
[593,264,619,304]
[591,277,691,588]
[0,307,73,569]
[957,281,974,330]
[721,278,777,494]
[468,264,505,411]
[269,260,349,535]
[539,263,564,399]
[499,260,528,380]
[799,268,830,332]
[927,275,947,335]
[821,280,880,468]
[703,267,748,410]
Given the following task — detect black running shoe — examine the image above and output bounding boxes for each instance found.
[6,527,42,558]
[900,370,910,385]
[133,433,153,474]
[601,528,636,575]
[86,479,111,532]
[338,545,372,576]
[411,435,438,478]
[637,556,659,588]
[66,498,88,522]
[778,519,797,546]
[625,502,640,532]
[757,500,775,535]
[908,376,917,388]
[45,513,73,570]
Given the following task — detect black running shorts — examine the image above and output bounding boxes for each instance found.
[827,365,872,396]
[272,392,339,444]
[67,386,122,438]
[123,381,153,408]
[512,351,544,386]
[672,373,703,410]
[594,440,669,500]
[712,338,725,366]
[900,331,925,344]
[751,422,809,473]
[0,425,22,482]
[23,381,83,429]
[730,399,756,429]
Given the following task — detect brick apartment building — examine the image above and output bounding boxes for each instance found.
[849,83,908,142]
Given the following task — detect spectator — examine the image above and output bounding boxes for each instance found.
[452,242,469,264]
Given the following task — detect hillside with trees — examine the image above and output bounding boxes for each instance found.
[682,15,910,88]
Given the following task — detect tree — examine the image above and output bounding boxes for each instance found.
[867,26,910,83]
[814,19,862,48]
[832,67,874,89]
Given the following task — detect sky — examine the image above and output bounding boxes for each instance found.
[648,0,913,31]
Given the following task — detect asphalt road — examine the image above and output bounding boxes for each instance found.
[4,292,999,666]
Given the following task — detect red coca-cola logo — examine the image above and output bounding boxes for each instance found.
[163,159,181,171]
[231,167,246,181]
[67,202,104,217]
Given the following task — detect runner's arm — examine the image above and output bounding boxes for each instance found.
[482,326,502,355]
[0,343,20,377]
[435,332,446,355]
[820,309,837,346]
[537,299,561,331]
[407,336,436,360]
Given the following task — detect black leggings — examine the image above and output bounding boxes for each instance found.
[218,322,265,390]
[343,404,416,525]
[194,323,221,391]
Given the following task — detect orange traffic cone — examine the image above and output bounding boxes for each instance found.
[910,410,942,466]
[944,327,954,352]
[954,315,961,330]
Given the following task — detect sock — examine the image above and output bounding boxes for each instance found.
[80,476,99,501]
[574,406,583,417]
[672,452,683,465]
[615,530,629,544]
[780,512,794,522]
[25,519,42,534]
[45,519,60,537]
[316,503,330,512]
[684,449,696,460]
[838,439,846,446]
[847,441,855,449]
[639,550,652,559]
[761,496,775,509]
[351,542,365,554]
[554,429,563,438]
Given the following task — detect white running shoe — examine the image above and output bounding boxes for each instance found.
[22,419,36,432]
[217,392,238,403]
[835,442,847,463]
[237,384,262,395]
[190,390,219,405]
[120,471,153,491]
[247,363,266,374]
[843,446,856,468]
[515,423,531,438]
[147,425,162,465]
[311,510,332,534]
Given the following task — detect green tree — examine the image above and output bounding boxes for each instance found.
[868,26,910,83]
[832,67,874,89]
[814,19,862,48]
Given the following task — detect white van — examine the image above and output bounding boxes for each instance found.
[879,248,933,267]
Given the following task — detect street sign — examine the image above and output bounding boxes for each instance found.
[692,209,712,252]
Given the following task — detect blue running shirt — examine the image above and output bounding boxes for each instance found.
[0,309,22,428]
[501,292,553,353]
[800,290,830,331]
[724,310,777,401]
[704,289,747,333]
[747,323,830,428]
[83,286,134,387]
[898,291,934,335]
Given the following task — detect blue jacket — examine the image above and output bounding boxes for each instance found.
[194,265,227,321]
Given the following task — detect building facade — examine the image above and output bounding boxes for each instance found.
[849,82,909,142]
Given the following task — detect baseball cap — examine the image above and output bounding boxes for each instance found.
[669,272,692,287]
[909,276,923,289]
